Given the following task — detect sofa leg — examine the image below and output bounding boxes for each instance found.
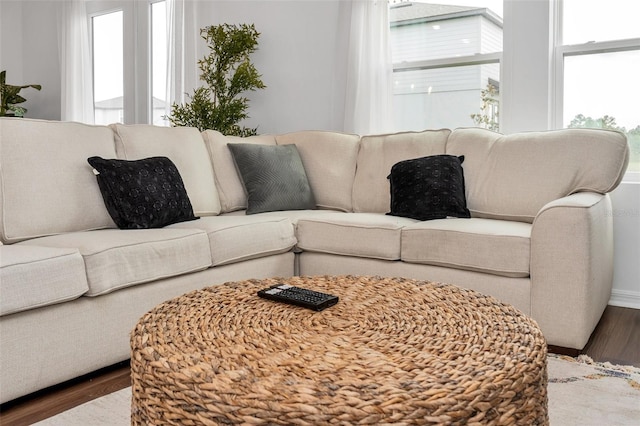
[547,344,581,358]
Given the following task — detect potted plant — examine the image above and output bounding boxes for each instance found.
[168,24,266,136]
[0,70,42,117]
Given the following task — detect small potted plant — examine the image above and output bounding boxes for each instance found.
[0,70,42,117]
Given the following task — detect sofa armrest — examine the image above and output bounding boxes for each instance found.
[530,192,613,349]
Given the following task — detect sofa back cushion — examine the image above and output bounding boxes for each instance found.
[202,130,278,213]
[352,130,450,213]
[446,128,630,223]
[111,124,221,216]
[276,131,360,212]
[0,118,117,243]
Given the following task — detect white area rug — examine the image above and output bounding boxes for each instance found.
[34,354,640,425]
[547,354,640,425]
[33,386,131,425]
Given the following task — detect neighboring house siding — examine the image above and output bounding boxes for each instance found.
[480,17,502,54]
[394,66,479,94]
[391,5,503,132]
[393,89,480,130]
[479,18,501,87]
[392,16,483,63]
[480,63,500,91]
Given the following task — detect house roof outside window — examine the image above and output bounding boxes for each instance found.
[390,2,502,28]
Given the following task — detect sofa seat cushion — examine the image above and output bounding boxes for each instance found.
[0,246,89,316]
[401,218,531,277]
[222,209,342,225]
[168,216,296,266]
[296,213,417,260]
[252,210,345,225]
[17,229,212,296]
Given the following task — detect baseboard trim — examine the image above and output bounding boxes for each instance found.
[608,289,640,309]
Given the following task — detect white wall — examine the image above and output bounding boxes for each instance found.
[22,1,60,120]
[0,1,24,81]
[187,0,349,134]
[609,182,640,308]
[0,0,60,120]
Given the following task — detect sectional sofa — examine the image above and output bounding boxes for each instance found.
[0,117,629,404]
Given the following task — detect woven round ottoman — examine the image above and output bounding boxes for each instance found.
[130,275,548,425]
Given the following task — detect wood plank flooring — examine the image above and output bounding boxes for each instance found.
[1,305,638,425]
[0,361,130,426]
[582,305,640,367]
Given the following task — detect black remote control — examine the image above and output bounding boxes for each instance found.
[257,284,339,311]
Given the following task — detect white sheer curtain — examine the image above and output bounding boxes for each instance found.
[164,0,180,124]
[344,0,394,135]
[164,0,200,124]
[59,0,94,123]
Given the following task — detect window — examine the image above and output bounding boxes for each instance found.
[87,0,169,125]
[92,10,124,125]
[389,0,503,132]
[556,0,640,174]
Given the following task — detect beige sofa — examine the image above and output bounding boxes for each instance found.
[0,118,629,404]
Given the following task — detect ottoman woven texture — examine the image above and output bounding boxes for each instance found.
[130,275,548,425]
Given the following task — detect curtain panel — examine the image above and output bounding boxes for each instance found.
[58,0,94,123]
[344,0,394,135]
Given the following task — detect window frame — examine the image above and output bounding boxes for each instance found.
[86,0,159,125]
[552,0,640,180]
[150,0,169,126]
[87,6,126,124]
[393,52,501,73]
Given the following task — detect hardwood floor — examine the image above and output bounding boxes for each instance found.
[1,305,638,425]
[0,361,131,426]
[582,305,640,367]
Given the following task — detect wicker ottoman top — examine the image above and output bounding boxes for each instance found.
[131,275,548,425]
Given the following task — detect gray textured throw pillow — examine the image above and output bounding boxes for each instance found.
[228,143,316,214]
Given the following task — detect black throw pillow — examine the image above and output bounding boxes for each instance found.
[87,156,199,229]
[227,143,316,214]
[387,154,470,221]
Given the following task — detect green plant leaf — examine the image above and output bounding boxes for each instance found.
[167,25,265,136]
[1,70,41,116]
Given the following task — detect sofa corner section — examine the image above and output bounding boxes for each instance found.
[530,192,614,349]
